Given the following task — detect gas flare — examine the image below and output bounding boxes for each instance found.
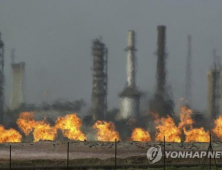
[178,106,209,142]
[131,128,151,141]
[32,124,57,142]
[155,116,181,142]
[55,114,86,141]
[93,121,120,142]
[184,127,210,142]
[17,112,57,142]
[0,125,22,143]
[178,106,193,129]
[0,107,216,143]
[213,116,222,140]
[16,112,35,136]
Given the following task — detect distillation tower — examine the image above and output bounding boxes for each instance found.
[185,35,193,105]
[119,30,140,119]
[10,49,25,110]
[208,50,221,119]
[91,39,108,120]
[149,25,174,117]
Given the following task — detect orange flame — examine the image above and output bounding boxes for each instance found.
[32,124,57,142]
[16,112,35,136]
[184,127,210,142]
[55,114,86,141]
[17,112,57,142]
[131,128,151,141]
[93,121,120,141]
[178,106,193,129]
[0,106,213,143]
[213,116,222,140]
[0,125,22,143]
[155,116,181,142]
[179,106,209,142]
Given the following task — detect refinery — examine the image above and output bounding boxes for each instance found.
[0,25,221,144]
[0,1,222,169]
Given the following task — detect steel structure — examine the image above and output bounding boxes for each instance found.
[0,33,4,124]
[156,26,167,98]
[91,39,108,120]
[125,30,136,88]
[119,30,140,119]
[208,50,221,119]
[149,26,174,117]
[185,35,192,104]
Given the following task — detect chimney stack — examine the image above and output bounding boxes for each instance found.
[119,30,140,120]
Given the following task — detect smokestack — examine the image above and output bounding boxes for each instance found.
[11,49,15,64]
[91,38,108,121]
[10,60,25,110]
[119,30,140,120]
[185,35,192,105]
[156,25,166,97]
[126,30,136,88]
[149,26,174,117]
[0,32,4,124]
[208,49,221,120]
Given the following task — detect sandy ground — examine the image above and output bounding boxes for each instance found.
[0,141,222,167]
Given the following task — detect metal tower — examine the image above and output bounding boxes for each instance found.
[208,49,221,119]
[91,38,108,120]
[10,49,26,110]
[156,26,167,98]
[149,25,174,117]
[185,35,192,104]
[0,33,4,124]
[119,30,140,119]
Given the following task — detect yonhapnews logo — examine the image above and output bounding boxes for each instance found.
[146,146,162,164]
[147,145,222,164]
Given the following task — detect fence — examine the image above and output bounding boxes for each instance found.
[1,136,222,170]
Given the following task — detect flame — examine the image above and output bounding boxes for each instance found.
[55,114,86,141]
[213,116,222,140]
[32,124,57,142]
[179,106,209,142]
[155,116,181,142]
[131,128,151,141]
[0,106,214,143]
[184,127,210,142]
[17,112,57,142]
[0,125,22,143]
[178,106,193,129]
[16,112,35,136]
[93,121,120,141]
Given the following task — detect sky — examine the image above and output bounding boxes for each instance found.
[0,0,222,113]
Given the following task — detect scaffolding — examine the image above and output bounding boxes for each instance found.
[91,39,108,120]
[208,50,221,119]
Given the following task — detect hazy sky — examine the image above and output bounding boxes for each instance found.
[0,0,222,112]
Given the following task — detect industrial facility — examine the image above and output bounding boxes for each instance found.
[0,25,220,127]
[1,1,222,169]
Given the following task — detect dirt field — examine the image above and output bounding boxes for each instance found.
[0,141,222,168]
